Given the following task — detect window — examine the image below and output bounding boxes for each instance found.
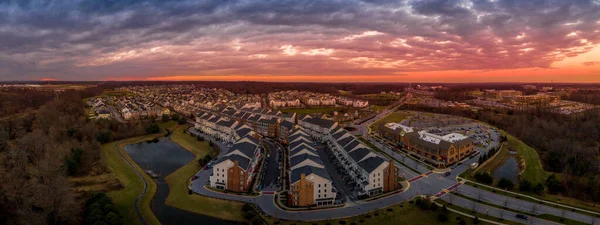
[318,190,321,193]
[240,182,243,185]
[324,183,327,187]
[222,174,225,177]
[240,171,244,175]
[324,194,327,198]
[318,195,321,198]
[240,177,243,181]
[318,184,321,187]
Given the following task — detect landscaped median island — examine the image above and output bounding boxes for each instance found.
[267,200,488,225]
[164,126,247,222]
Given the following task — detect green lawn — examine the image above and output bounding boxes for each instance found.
[503,132,547,184]
[281,107,340,114]
[268,202,496,225]
[475,143,510,178]
[103,136,162,225]
[369,111,413,131]
[164,126,246,222]
[102,121,177,225]
[437,200,523,225]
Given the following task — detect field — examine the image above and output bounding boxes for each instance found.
[369,111,414,131]
[84,89,135,101]
[101,121,177,225]
[281,107,340,114]
[165,126,246,222]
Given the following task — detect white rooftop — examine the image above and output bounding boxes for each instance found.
[385,123,414,133]
[418,130,469,144]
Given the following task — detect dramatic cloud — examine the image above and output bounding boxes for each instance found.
[1,0,600,81]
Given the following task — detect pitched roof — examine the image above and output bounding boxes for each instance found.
[230,142,258,159]
[290,165,331,184]
[290,153,323,168]
[280,120,294,130]
[357,156,386,174]
[217,154,251,170]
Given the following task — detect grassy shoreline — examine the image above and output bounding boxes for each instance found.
[102,121,177,225]
[164,126,246,222]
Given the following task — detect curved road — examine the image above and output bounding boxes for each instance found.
[185,101,599,225]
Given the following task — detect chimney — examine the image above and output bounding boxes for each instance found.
[301,173,306,180]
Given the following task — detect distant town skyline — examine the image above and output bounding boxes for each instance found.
[1,0,600,82]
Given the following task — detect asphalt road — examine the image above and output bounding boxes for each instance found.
[261,140,281,192]
[184,104,599,224]
[316,144,356,203]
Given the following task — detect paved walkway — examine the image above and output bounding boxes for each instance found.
[114,143,148,225]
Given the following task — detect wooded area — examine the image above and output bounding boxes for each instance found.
[403,103,600,204]
[0,87,153,225]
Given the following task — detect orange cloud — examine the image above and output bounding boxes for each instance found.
[40,77,57,81]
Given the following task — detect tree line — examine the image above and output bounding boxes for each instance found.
[403,104,600,204]
[0,88,160,225]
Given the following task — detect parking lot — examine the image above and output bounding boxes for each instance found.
[315,144,358,204]
[259,140,283,192]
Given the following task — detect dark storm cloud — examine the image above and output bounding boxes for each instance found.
[0,0,599,80]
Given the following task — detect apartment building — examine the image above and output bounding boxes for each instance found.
[210,136,262,192]
[379,122,474,165]
[327,127,400,196]
[287,129,336,207]
[298,115,339,143]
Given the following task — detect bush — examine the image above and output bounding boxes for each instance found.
[85,192,123,225]
[251,217,262,225]
[171,114,180,121]
[473,216,480,224]
[162,114,170,122]
[519,179,533,192]
[64,148,83,176]
[96,130,112,144]
[242,203,253,212]
[545,174,564,194]
[415,197,431,210]
[178,117,187,125]
[243,211,255,220]
[498,178,514,190]
[145,123,160,134]
[533,183,545,195]
[196,136,204,141]
[430,203,439,211]
[459,220,466,225]
[474,172,494,185]
[437,213,449,222]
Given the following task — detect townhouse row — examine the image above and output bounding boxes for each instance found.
[296,115,401,197]
[286,128,337,207]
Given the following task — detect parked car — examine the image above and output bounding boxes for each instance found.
[515,214,529,220]
[443,171,451,177]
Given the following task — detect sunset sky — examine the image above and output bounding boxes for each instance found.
[1,0,600,82]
